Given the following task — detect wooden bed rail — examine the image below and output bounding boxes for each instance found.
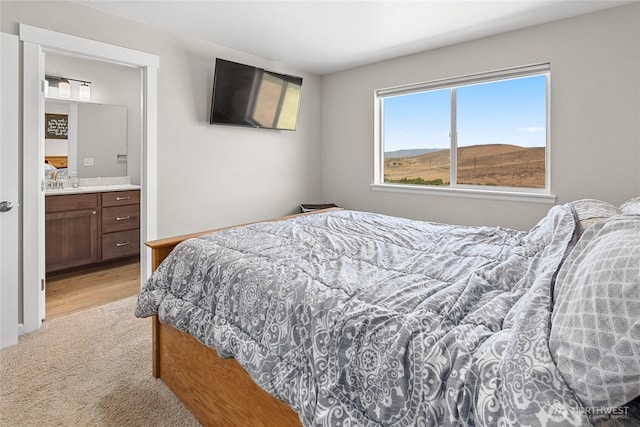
[144,208,341,426]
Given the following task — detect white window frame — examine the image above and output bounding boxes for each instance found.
[372,64,555,204]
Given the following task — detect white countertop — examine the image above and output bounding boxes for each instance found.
[45,184,141,196]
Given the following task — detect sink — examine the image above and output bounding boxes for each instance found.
[45,186,80,194]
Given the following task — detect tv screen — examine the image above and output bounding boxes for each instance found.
[210,58,303,131]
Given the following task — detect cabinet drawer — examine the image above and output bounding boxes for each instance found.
[102,204,140,233]
[102,190,140,207]
[46,193,98,213]
[102,229,140,260]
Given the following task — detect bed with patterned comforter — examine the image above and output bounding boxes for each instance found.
[136,202,640,426]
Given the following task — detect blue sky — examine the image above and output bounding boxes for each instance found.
[383,74,547,152]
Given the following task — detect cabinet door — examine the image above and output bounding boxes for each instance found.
[45,209,98,272]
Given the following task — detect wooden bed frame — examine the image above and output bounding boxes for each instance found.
[45,155,68,169]
[146,208,342,426]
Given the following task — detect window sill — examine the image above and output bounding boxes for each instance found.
[370,183,556,204]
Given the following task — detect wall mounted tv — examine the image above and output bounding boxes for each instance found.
[210,58,303,131]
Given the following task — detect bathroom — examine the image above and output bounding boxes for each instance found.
[43,52,143,318]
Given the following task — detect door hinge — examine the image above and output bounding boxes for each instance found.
[41,279,45,291]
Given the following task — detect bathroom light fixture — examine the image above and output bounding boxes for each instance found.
[79,82,91,101]
[45,75,92,101]
[58,79,71,98]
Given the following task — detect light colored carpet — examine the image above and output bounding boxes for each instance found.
[0,296,200,426]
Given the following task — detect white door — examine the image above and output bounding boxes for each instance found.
[0,33,20,349]
[21,41,47,333]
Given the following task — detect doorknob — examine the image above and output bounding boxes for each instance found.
[0,201,13,212]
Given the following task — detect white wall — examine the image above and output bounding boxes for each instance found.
[1,0,322,238]
[320,3,640,230]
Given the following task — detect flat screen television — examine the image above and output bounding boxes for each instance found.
[210,58,303,131]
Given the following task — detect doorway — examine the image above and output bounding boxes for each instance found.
[43,52,143,319]
[18,24,159,335]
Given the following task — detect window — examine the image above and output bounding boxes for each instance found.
[375,64,550,197]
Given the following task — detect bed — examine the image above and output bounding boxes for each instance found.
[136,200,640,426]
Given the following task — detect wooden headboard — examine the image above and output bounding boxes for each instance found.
[45,156,68,169]
[146,207,343,270]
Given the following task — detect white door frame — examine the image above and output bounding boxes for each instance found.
[0,33,20,348]
[19,24,159,333]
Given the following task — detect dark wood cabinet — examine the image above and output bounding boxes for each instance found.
[45,189,140,273]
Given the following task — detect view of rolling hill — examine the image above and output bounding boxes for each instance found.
[384,144,545,188]
[384,148,443,159]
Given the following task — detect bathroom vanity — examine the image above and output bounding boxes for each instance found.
[45,186,140,273]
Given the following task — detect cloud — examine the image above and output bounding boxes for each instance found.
[517,126,545,133]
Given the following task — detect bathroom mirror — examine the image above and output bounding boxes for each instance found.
[45,101,128,178]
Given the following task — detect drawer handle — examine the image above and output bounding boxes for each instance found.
[116,196,130,201]
[116,216,131,221]
[116,241,131,247]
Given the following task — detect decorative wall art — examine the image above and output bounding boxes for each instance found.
[45,113,68,139]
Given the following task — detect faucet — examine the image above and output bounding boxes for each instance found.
[46,180,65,190]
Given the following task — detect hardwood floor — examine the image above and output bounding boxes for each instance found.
[45,259,141,320]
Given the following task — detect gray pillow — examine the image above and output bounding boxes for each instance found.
[570,199,620,235]
[620,197,640,215]
[550,215,640,413]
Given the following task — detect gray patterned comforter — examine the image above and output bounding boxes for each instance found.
[136,207,592,426]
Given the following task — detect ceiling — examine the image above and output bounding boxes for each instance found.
[74,1,632,75]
